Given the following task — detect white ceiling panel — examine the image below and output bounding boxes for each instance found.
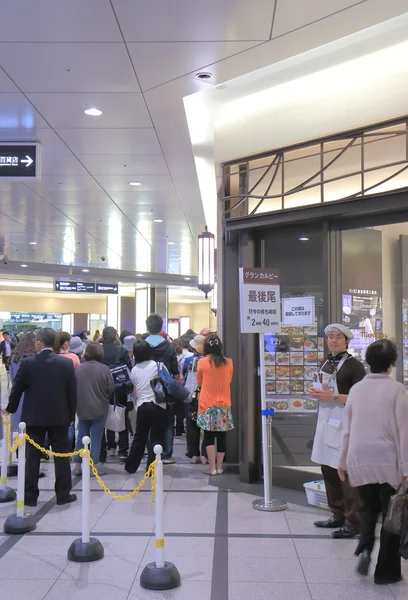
[24,175,100,193]
[272,0,367,38]
[93,174,175,192]
[0,68,19,93]
[0,1,120,42]
[0,93,48,129]
[40,154,89,177]
[56,128,161,155]
[38,190,112,206]
[128,41,263,91]
[77,154,169,176]
[112,0,276,41]
[26,93,152,129]
[109,190,179,205]
[0,44,140,93]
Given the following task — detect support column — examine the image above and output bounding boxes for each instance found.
[135,286,150,334]
[153,287,168,332]
[106,295,120,331]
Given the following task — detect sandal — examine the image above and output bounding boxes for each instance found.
[200,456,208,465]
[217,469,223,475]
[191,457,200,464]
[204,468,217,476]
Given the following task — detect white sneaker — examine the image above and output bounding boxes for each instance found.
[108,449,116,457]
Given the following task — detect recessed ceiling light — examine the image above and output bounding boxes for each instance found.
[136,273,144,277]
[84,107,102,116]
[299,237,310,241]
[129,181,142,186]
[29,241,37,245]
[196,72,212,81]
[184,277,191,280]
[82,269,89,273]
[168,241,175,245]
[20,264,28,268]
[153,219,163,223]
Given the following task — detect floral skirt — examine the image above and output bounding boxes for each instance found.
[196,406,234,432]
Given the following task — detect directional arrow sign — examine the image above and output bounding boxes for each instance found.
[21,155,33,167]
[0,143,39,179]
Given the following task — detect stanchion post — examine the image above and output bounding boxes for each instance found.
[253,333,288,513]
[140,445,181,591]
[3,422,36,533]
[68,436,104,562]
[0,421,16,503]
[7,431,18,478]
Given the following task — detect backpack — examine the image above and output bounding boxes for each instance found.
[184,357,200,399]
[155,362,190,403]
[109,347,133,395]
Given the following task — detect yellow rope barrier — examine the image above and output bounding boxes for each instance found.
[1,416,156,503]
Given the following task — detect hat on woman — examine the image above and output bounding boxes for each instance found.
[69,336,86,355]
[190,334,205,351]
[123,335,137,352]
[324,323,354,340]
[200,328,213,336]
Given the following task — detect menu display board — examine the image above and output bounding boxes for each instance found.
[263,325,324,414]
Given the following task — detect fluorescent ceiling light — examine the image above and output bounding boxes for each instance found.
[153,219,163,223]
[29,242,37,245]
[136,273,144,277]
[129,181,142,186]
[184,277,191,280]
[299,237,310,241]
[168,241,175,245]
[0,280,53,289]
[20,264,28,268]
[82,269,89,272]
[84,108,102,116]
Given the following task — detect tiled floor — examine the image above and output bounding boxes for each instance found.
[1,368,407,599]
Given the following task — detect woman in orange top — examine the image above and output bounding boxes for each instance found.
[196,334,233,475]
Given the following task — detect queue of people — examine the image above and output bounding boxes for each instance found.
[1,318,234,510]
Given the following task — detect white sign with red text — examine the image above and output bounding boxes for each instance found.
[239,267,281,333]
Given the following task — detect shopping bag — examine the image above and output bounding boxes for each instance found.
[105,403,126,433]
[384,480,408,535]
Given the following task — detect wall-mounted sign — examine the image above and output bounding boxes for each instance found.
[282,296,315,327]
[0,143,40,179]
[239,267,281,333]
[55,281,118,294]
[10,312,62,323]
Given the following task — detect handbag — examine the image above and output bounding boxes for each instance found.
[189,387,200,422]
[105,401,126,433]
[384,480,408,535]
[184,357,199,398]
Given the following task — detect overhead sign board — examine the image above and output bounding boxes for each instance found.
[239,267,281,333]
[0,143,40,179]
[55,281,118,294]
[282,296,315,326]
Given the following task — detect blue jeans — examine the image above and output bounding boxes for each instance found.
[74,417,106,465]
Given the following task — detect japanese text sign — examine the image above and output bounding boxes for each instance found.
[282,296,315,326]
[239,268,281,333]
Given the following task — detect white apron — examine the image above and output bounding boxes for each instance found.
[311,355,348,470]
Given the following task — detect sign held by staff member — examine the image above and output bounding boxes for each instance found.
[239,267,281,333]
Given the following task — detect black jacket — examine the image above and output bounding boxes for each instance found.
[0,339,16,364]
[6,349,77,427]
[148,339,179,376]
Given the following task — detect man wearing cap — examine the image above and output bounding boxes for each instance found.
[308,324,366,539]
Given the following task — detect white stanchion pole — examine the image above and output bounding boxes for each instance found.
[0,420,16,503]
[67,436,104,562]
[140,445,181,590]
[253,334,287,512]
[7,431,18,478]
[3,422,36,533]
[82,436,91,544]
[154,444,165,568]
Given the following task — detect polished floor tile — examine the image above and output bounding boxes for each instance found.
[308,582,395,599]
[229,556,306,583]
[44,579,133,600]
[229,582,312,600]
[0,580,55,600]
[129,579,212,600]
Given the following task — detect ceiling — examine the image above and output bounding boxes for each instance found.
[0,0,407,279]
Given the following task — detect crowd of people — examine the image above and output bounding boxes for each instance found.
[1,315,234,507]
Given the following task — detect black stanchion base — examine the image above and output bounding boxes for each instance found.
[67,538,104,562]
[140,562,181,590]
[7,464,17,478]
[0,487,16,503]
[3,513,36,534]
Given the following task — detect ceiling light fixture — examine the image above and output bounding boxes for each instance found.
[20,264,28,268]
[184,277,191,280]
[84,108,102,116]
[29,242,37,245]
[136,273,144,277]
[168,241,175,245]
[82,269,89,273]
[299,237,310,241]
[129,181,142,186]
[153,219,163,223]
[196,72,212,81]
